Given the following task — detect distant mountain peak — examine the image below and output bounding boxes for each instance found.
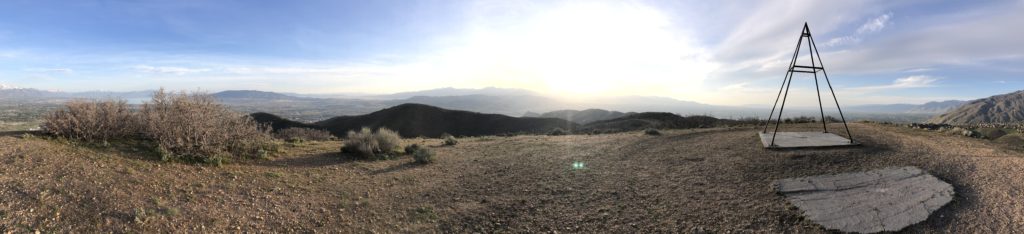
[380,87,540,99]
[213,90,300,99]
[0,83,19,90]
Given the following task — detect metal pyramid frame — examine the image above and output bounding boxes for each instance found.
[760,23,855,148]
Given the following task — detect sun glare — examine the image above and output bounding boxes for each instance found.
[420,2,719,100]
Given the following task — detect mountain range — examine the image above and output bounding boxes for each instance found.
[253,103,744,137]
[0,86,969,122]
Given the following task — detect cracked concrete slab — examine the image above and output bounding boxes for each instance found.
[773,167,954,233]
[758,132,858,148]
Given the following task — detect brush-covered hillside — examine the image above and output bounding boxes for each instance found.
[930,90,1024,124]
[537,109,633,124]
[312,103,578,137]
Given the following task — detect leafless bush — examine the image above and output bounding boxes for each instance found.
[41,89,274,164]
[139,89,274,162]
[341,127,402,160]
[41,99,139,142]
[274,127,334,141]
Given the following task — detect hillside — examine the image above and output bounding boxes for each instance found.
[315,103,577,137]
[538,109,632,124]
[846,100,965,114]
[580,112,733,132]
[929,90,1024,124]
[908,100,966,113]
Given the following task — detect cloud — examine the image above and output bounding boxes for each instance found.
[133,65,210,75]
[849,75,938,92]
[823,36,862,47]
[822,2,1024,74]
[708,0,907,81]
[856,13,892,34]
[27,68,73,74]
[890,75,937,88]
[822,12,893,48]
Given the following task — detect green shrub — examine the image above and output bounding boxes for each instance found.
[411,147,435,164]
[341,127,402,160]
[976,128,1008,139]
[285,137,305,145]
[404,143,421,154]
[644,128,661,136]
[441,133,458,146]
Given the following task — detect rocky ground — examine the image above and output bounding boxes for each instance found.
[1,123,1024,232]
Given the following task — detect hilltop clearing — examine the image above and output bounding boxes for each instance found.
[1,123,1024,232]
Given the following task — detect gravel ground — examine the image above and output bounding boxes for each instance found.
[1,123,1023,233]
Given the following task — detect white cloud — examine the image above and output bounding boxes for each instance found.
[821,13,893,48]
[823,36,862,47]
[27,68,73,74]
[134,65,210,75]
[856,13,892,34]
[891,75,937,88]
[848,75,938,92]
[822,2,1024,74]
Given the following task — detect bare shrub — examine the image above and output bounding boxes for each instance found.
[274,127,334,141]
[341,127,402,160]
[644,128,661,136]
[140,89,273,162]
[41,99,139,142]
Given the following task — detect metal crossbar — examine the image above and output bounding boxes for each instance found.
[761,23,854,147]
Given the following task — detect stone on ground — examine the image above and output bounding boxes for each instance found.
[773,166,954,233]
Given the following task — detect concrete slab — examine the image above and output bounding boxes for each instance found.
[773,167,954,233]
[758,132,857,148]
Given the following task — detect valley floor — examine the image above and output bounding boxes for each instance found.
[2,123,1024,232]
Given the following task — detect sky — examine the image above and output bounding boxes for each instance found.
[0,0,1022,106]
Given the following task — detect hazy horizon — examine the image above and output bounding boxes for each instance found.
[1,0,1022,106]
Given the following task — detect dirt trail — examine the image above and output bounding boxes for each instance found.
[1,123,1024,232]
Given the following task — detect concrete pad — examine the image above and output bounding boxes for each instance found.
[758,132,857,148]
[773,167,954,233]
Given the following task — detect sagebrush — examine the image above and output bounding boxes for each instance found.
[441,133,458,146]
[341,127,402,160]
[411,147,435,164]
